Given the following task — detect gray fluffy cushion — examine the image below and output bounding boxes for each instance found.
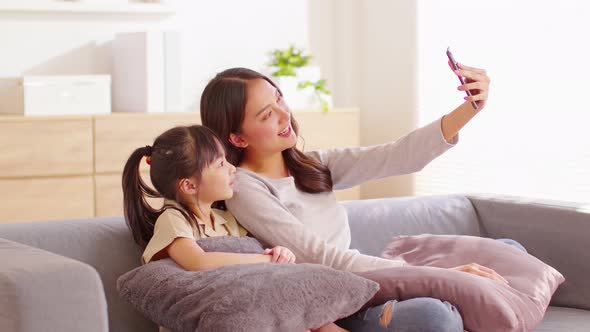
[195,235,265,254]
[117,236,379,332]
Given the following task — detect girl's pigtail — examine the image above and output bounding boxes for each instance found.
[122,146,162,248]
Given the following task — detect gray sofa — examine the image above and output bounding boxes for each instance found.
[1,194,589,332]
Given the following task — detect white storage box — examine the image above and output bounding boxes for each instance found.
[0,75,111,116]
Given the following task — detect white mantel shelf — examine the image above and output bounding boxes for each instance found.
[0,1,175,15]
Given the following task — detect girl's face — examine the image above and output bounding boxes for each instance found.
[234,78,297,157]
[197,155,236,203]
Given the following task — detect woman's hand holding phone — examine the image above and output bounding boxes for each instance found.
[446,47,490,111]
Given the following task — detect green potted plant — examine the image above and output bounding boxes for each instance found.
[266,45,332,112]
[267,45,312,77]
[296,79,331,112]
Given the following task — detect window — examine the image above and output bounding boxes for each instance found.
[416,0,590,203]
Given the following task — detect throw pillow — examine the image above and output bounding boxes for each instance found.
[356,235,564,332]
[118,236,379,332]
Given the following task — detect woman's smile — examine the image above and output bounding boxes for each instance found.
[278,125,292,138]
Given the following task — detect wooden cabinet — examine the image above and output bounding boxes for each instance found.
[94,113,198,174]
[0,110,360,222]
[0,117,93,177]
[0,177,94,221]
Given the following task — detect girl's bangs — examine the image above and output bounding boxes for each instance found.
[198,129,226,167]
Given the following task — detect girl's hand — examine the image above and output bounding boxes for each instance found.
[450,62,491,110]
[449,263,508,284]
[264,246,296,263]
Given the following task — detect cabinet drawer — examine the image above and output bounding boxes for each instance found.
[0,177,94,222]
[95,173,163,217]
[94,113,199,173]
[0,118,93,177]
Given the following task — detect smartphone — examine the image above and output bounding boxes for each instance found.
[446,47,478,110]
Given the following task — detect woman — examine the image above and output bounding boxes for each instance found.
[200,65,498,331]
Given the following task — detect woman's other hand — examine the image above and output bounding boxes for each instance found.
[449,262,508,284]
[264,246,296,263]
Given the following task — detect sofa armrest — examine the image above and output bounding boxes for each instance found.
[468,194,590,310]
[0,238,108,332]
[342,195,483,257]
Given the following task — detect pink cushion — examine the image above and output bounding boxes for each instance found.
[355,235,564,332]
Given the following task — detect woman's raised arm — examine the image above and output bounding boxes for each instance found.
[441,62,491,142]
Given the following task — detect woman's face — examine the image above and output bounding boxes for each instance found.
[235,78,297,157]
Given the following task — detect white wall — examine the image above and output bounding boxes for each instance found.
[0,0,308,112]
[310,0,419,199]
[308,0,361,109]
[358,0,418,198]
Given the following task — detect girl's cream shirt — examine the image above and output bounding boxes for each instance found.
[142,199,247,264]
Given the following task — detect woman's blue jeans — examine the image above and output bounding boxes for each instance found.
[335,238,527,332]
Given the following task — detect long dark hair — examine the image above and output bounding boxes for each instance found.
[121,125,224,249]
[200,67,332,193]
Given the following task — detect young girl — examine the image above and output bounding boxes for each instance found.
[200,67,503,331]
[121,124,347,332]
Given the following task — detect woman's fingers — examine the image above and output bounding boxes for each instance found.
[470,269,505,283]
[473,264,508,284]
[456,70,489,107]
[470,263,494,274]
[451,263,508,284]
[470,265,508,284]
[454,69,489,83]
[481,271,508,284]
[458,82,485,92]
[457,62,487,74]
[449,63,490,109]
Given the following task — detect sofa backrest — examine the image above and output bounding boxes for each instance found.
[0,194,482,332]
[0,217,156,332]
[343,195,483,257]
[469,195,590,311]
